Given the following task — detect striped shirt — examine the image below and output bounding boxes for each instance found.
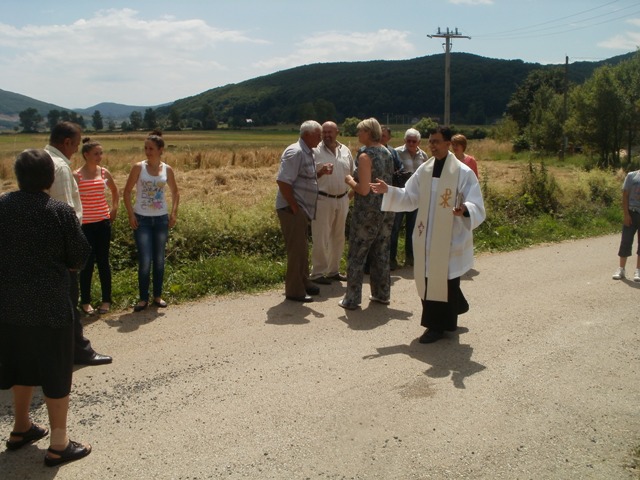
[76,168,110,224]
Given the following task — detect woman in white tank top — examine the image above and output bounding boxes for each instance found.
[123,130,180,312]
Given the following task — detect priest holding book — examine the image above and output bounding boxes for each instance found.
[371,126,485,344]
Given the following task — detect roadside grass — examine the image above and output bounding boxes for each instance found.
[0,129,627,310]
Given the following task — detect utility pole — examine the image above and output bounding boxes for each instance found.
[561,55,569,161]
[428,27,470,126]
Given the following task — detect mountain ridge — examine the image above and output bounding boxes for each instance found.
[1,51,635,129]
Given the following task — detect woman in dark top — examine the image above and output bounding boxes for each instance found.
[339,118,395,310]
[0,149,92,466]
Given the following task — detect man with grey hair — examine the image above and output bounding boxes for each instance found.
[309,121,354,285]
[276,120,324,302]
[391,128,428,269]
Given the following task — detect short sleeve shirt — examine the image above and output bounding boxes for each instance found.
[275,139,318,219]
[623,170,640,210]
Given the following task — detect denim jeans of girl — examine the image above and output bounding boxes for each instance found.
[134,214,169,302]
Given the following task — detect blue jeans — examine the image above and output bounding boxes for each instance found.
[134,214,169,302]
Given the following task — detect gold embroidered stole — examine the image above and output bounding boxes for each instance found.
[413,155,461,301]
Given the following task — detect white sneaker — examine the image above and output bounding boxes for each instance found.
[612,267,625,280]
[634,269,640,282]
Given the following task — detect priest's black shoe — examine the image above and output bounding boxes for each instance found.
[286,295,314,303]
[418,330,444,344]
[75,353,113,366]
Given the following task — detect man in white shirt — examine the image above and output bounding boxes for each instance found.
[46,122,112,366]
[310,122,354,284]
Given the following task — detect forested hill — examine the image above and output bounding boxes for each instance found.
[164,52,634,126]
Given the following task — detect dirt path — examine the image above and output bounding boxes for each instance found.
[1,234,639,479]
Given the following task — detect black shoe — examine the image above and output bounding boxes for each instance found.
[133,301,148,312]
[329,273,347,281]
[419,330,444,344]
[44,440,92,467]
[305,285,320,296]
[5,423,49,451]
[311,276,332,285]
[75,353,112,366]
[286,295,313,303]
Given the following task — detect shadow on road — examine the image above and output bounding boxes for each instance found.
[103,309,167,333]
[265,299,326,325]
[338,304,413,331]
[363,328,486,389]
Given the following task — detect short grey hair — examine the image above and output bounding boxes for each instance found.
[404,128,421,141]
[300,120,322,136]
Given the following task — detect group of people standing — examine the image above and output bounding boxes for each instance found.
[275,118,486,345]
[0,121,179,467]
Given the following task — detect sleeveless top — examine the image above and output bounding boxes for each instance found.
[354,146,394,212]
[134,161,169,216]
[76,167,110,225]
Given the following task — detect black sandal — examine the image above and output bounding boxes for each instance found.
[44,440,91,467]
[5,423,49,450]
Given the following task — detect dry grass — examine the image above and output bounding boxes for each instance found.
[0,132,602,207]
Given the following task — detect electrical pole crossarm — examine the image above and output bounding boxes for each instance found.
[428,27,470,126]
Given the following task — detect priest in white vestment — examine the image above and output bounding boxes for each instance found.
[371,126,486,343]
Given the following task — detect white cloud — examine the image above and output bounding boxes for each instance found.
[598,31,640,51]
[0,8,269,106]
[254,29,416,70]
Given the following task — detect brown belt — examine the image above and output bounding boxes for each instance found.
[318,191,348,199]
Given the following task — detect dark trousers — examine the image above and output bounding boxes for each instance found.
[617,210,640,257]
[390,209,417,263]
[277,207,312,298]
[420,277,469,333]
[70,270,95,361]
[80,220,112,304]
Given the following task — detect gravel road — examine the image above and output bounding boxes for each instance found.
[1,233,639,479]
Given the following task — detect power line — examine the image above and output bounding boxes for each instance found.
[473,0,640,40]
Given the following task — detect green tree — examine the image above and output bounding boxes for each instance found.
[19,107,43,133]
[341,117,361,136]
[506,68,565,131]
[47,109,61,130]
[169,107,182,131]
[143,108,158,130]
[314,99,337,123]
[568,65,626,168]
[527,85,564,153]
[107,120,117,131]
[412,117,438,138]
[67,111,86,129]
[92,110,104,131]
[200,104,217,130]
[129,111,143,131]
[615,52,640,161]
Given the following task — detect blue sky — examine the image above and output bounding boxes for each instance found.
[1,0,639,109]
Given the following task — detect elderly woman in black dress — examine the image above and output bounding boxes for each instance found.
[0,149,92,466]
